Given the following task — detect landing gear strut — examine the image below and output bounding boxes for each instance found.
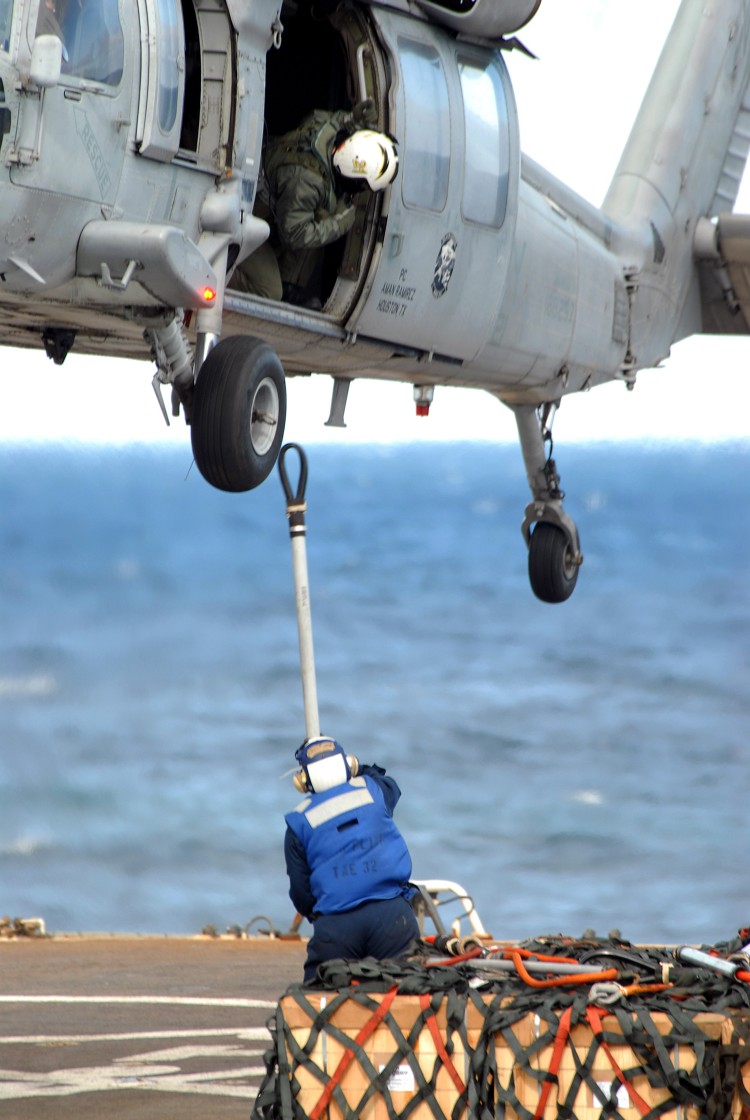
[512,402,582,603]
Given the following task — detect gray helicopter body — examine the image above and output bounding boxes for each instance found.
[0,0,747,600]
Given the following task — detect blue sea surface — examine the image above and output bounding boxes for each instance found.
[0,440,747,946]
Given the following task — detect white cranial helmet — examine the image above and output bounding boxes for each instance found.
[294,737,355,793]
[332,130,399,192]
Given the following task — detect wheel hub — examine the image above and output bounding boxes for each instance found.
[249,377,280,455]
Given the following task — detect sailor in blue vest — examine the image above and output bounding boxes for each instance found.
[285,736,420,983]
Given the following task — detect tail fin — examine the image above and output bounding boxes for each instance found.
[601,0,750,349]
[604,0,750,227]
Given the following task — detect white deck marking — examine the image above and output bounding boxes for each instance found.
[0,1063,267,1101]
[0,995,279,1100]
[0,1027,270,1044]
[0,995,275,1008]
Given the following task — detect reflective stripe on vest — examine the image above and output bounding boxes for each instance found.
[304,782,374,830]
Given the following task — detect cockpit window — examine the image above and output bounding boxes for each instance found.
[154,0,179,132]
[0,0,12,52]
[36,0,124,86]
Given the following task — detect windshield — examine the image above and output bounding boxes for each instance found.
[35,0,124,85]
[0,0,12,51]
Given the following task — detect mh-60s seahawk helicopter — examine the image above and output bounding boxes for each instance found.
[0,0,748,601]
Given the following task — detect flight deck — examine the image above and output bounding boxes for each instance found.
[0,933,306,1119]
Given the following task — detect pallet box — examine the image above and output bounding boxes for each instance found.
[276,990,750,1120]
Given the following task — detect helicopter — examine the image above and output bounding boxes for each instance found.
[0,0,748,602]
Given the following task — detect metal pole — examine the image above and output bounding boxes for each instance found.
[278,443,320,741]
[675,945,740,979]
[429,957,613,976]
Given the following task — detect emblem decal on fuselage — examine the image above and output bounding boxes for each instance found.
[431,233,457,298]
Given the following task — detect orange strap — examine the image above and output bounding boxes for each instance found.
[504,949,619,989]
[309,984,399,1120]
[419,993,467,1096]
[506,947,598,966]
[586,1006,652,1117]
[532,1004,573,1120]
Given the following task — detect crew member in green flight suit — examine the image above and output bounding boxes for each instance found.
[233,101,398,307]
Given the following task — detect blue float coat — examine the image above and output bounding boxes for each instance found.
[284,764,412,919]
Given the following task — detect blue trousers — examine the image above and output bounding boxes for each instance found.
[304,896,419,983]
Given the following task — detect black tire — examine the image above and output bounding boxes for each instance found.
[191,336,287,492]
[528,522,579,603]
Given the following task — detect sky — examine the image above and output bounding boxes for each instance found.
[0,0,748,448]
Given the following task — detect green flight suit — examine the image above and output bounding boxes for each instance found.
[234,109,357,302]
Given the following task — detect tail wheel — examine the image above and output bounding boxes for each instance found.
[528,522,579,603]
[191,336,287,493]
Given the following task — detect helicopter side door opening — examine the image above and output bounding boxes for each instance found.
[226,1,387,317]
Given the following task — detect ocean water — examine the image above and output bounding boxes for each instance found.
[0,440,747,947]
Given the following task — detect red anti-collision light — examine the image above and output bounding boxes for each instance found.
[202,286,217,303]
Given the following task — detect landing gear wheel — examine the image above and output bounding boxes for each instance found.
[191,336,287,493]
[528,522,579,603]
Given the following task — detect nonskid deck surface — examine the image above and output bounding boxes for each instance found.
[0,934,308,1119]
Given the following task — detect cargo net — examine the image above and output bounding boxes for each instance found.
[253,930,750,1120]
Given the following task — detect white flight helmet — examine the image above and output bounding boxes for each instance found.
[332,130,399,192]
[293,737,359,794]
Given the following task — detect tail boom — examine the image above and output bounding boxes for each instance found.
[602,0,750,358]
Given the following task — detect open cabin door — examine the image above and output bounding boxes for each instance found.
[135,0,185,162]
[353,9,518,362]
[134,0,236,178]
